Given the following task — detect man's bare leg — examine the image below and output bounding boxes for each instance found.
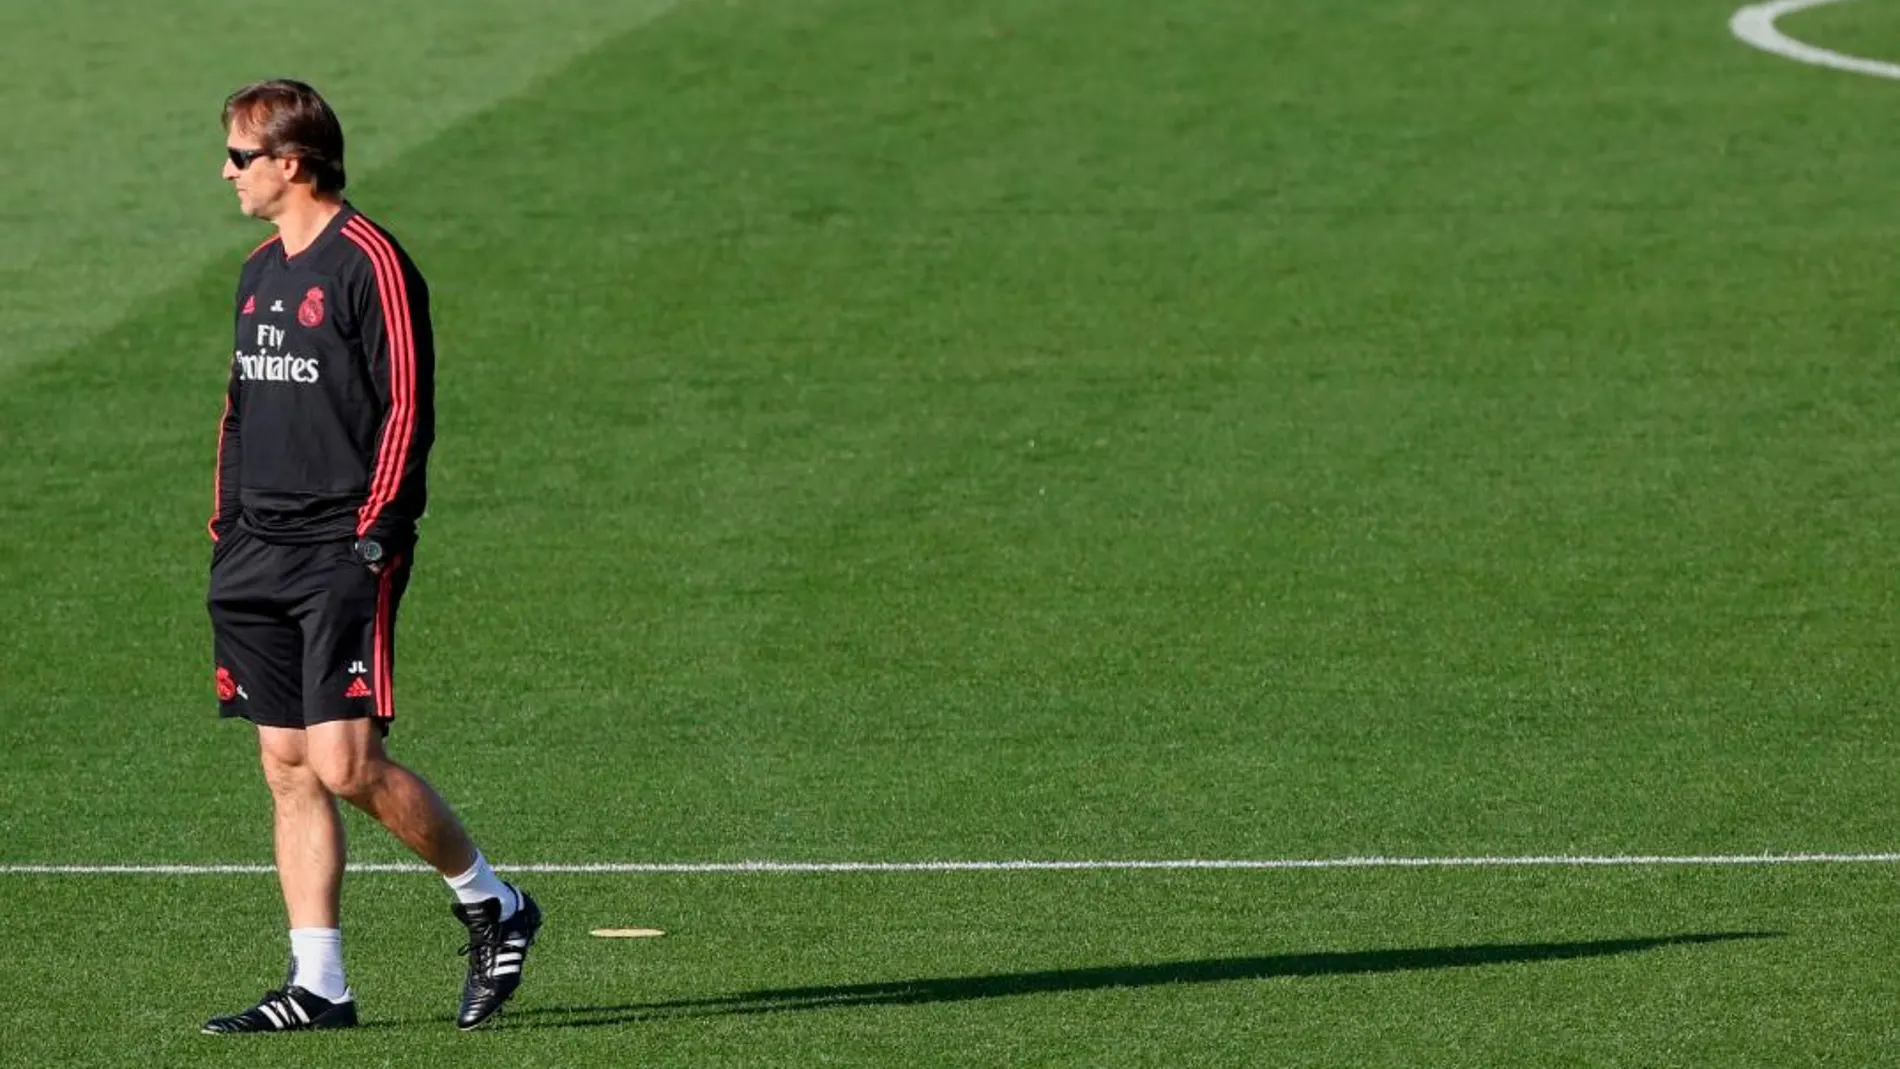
[303,718,476,876]
[246,726,352,1012]
[303,717,541,1030]
[257,727,345,928]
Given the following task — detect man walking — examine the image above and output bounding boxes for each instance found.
[202,79,539,1034]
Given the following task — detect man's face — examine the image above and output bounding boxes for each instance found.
[222,124,292,220]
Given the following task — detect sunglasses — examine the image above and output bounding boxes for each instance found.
[226,146,272,169]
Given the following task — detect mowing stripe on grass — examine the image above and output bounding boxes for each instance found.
[6,854,1900,875]
[1730,0,1900,80]
[0,0,694,377]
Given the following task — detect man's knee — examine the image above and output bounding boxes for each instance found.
[305,719,389,803]
[257,726,322,798]
[313,754,388,803]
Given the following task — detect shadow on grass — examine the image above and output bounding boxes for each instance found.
[494,931,1779,1029]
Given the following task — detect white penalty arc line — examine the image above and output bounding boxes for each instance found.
[4,854,1900,876]
[1731,0,1900,80]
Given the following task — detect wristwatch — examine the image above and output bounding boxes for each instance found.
[352,538,385,566]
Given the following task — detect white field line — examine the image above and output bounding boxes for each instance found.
[1731,0,1900,80]
[4,854,1900,876]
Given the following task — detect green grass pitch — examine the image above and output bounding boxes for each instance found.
[4,0,1900,1064]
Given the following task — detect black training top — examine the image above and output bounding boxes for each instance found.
[210,204,436,547]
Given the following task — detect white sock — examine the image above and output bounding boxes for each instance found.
[288,927,350,1002]
[447,852,518,920]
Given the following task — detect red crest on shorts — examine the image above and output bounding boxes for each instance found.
[298,286,325,328]
[215,666,238,702]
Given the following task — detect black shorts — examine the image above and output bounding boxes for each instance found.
[207,528,412,731]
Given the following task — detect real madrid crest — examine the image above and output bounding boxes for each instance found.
[298,286,326,328]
